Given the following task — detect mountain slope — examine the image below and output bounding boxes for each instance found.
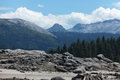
[0,18,53,36]
[52,32,120,47]
[48,23,66,32]
[0,18,56,50]
[69,19,120,33]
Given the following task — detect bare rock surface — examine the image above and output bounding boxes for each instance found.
[51,77,65,80]
[72,73,103,80]
[0,49,120,80]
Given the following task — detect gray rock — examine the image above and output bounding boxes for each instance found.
[73,66,86,73]
[1,49,120,74]
[97,54,113,63]
[65,59,78,65]
[8,65,16,69]
[51,77,65,80]
[63,52,73,57]
[64,63,73,66]
[84,58,94,62]
[64,66,76,71]
[72,74,84,80]
[53,53,63,59]
[72,73,103,80]
[97,54,105,59]
[41,62,56,71]
[92,58,100,62]
[55,66,67,72]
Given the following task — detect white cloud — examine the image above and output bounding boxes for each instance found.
[113,2,120,8]
[0,7,13,10]
[1,7,120,29]
[38,4,44,8]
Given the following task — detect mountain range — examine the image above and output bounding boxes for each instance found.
[0,18,120,51]
[48,19,120,34]
[69,19,120,33]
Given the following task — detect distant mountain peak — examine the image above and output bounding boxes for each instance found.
[52,23,65,29]
[53,23,62,26]
[48,23,66,32]
[73,24,85,29]
[69,19,120,33]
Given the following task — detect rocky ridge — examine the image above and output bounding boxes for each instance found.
[69,19,120,33]
[0,49,120,80]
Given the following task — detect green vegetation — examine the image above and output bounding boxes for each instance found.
[0,23,56,51]
[52,32,120,47]
[49,36,120,62]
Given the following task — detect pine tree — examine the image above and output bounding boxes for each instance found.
[56,46,61,54]
[82,40,88,57]
[49,36,120,62]
[96,37,102,55]
[76,39,82,57]
[61,44,67,53]
[101,36,106,56]
[116,37,120,61]
[49,48,55,54]
[90,40,96,57]
[68,42,76,56]
[88,44,92,57]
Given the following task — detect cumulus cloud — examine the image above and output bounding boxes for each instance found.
[0,7,13,10]
[0,7,120,29]
[38,4,44,8]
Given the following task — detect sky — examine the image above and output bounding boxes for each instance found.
[1,0,120,29]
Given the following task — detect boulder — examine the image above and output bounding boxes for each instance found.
[8,65,16,69]
[64,62,73,66]
[63,52,74,57]
[73,66,86,73]
[97,54,113,63]
[55,66,67,72]
[41,62,56,71]
[51,77,65,80]
[72,74,84,80]
[92,58,100,62]
[64,66,76,71]
[65,59,77,64]
[84,58,94,62]
[5,49,25,54]
[53,53,63,59]
[72,73,103,80]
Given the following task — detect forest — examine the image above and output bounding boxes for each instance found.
[49,36,120,62]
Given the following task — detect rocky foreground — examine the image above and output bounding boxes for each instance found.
[0,49,120,80]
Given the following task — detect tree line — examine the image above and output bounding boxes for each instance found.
[49,36,120,62]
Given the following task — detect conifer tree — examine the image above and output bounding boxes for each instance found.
[56,46,61,54]
[61,44,67,53]
[90,40,96,57]
[49,48,55,54]
[49,36,120,62]
[96,37,102,54]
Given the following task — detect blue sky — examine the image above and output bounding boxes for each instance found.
[1,0,120,29]
[0,0,120,15]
